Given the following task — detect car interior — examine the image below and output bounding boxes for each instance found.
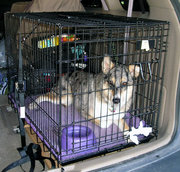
[0,0,179,171]
[60,1,180,171]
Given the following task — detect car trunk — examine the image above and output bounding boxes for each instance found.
[2,0,180,171]
[61,0,180,171]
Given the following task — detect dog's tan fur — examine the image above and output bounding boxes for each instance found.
[29,56,140,135]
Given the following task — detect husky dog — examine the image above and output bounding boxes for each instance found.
[29,56,140,134]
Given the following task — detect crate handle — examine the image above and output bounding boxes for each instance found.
[139,62,152,81]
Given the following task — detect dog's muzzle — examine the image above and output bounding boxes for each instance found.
[113,98,120,104]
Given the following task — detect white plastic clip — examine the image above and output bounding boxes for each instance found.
[141,40,150,51]
[20,106,25,118]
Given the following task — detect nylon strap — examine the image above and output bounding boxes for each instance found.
[2,16,55,172]
[2,143,55,172]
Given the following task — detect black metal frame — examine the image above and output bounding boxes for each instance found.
[4,12,170,166]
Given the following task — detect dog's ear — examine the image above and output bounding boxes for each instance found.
[102,56,115,74]
[129,65,140,78]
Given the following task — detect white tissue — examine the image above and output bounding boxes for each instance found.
[128,121,152,145]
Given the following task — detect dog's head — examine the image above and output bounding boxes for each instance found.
[101,56,140,113]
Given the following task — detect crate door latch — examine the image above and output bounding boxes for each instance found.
[139,62,152,81]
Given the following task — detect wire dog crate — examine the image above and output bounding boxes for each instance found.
[5,12,169,165]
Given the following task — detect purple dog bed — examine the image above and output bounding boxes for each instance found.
[9,94,149,163]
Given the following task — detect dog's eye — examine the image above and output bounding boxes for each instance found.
[122,82,128,86]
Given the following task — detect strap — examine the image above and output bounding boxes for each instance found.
[27,143,43,172]
[19,118,26,147]
[2,17,56,172]
[138,0,145,13]
[1,156,30,172]
[27,143,56,171]
[127,0,134,17]
[2,143,55,172]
